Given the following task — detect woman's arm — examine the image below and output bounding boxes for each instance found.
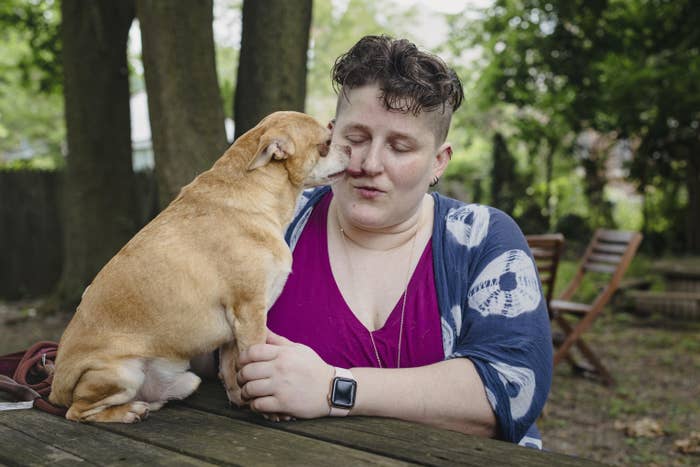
[351,359,496,436]
[236,330,497,437]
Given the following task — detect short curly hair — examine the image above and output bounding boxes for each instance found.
[332,35,464,143]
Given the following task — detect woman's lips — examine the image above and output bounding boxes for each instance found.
[354,185,385,199]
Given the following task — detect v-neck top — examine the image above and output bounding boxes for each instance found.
[267,192,443,368]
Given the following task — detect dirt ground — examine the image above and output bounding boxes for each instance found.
[1,298,698,466]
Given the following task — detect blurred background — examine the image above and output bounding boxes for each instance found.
[0,1,698,464]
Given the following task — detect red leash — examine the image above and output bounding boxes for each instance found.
[0,341,67,415]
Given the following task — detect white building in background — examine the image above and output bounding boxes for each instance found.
[130,91,154,172]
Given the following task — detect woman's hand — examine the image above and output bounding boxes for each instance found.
[237,329,334,420]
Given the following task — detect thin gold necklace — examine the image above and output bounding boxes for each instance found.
[336,206,420,368]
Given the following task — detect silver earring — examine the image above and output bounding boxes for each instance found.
[430,176,439,187]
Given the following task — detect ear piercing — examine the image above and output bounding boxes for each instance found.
[430,176,440,187]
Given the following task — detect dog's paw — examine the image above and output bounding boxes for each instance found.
[225,386,246,407]
[122,401,150,423]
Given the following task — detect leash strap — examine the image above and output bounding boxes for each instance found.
[0,341,66,415]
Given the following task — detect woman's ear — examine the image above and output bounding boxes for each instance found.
[247,136,295,171]
[432,142,452,179]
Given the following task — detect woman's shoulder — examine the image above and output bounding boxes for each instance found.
[431,192,522,246]
[431,192,511,218]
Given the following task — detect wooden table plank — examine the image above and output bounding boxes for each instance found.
[0,424,88,466]
[185,382,603,466]
[0,409,214,466]
[96,403,412,466]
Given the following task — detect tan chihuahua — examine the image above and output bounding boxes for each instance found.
[49,111,350,423]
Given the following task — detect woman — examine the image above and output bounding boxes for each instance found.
[232,35,551,447]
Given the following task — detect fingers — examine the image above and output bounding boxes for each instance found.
[237,361,273,387]
[238,343,278,366]
[240,378,273,401]
[250,396,282,415]
[262,413,296,423]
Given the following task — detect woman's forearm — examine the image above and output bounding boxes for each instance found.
[349,358,497,437]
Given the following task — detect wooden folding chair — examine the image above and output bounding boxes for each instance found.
[526,233,565,318]
[550,229,643,385]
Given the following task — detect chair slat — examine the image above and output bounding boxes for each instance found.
[550,299,592,314]
[593,243,628,254]
[583,262,619,274]
[530,249,556,259]
[597,229,637,243]
[588,253,623,264]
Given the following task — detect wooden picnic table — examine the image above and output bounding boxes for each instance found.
[627,258,700,319]
[0,381,602,466]
[653,259,700,292]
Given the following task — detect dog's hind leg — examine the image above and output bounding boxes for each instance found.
[139,359,201,412]
[66,359,150,423]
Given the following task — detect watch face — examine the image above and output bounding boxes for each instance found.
[331,377,357,409]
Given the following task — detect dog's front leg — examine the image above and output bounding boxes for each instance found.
[219,305,267,406]
[219,340,244,406]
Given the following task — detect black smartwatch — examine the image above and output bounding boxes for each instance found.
[328,367,356,416]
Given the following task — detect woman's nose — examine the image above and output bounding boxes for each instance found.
[348,142,383,176]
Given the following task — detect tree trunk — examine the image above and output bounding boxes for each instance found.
[684,144,700,252]
[234,0,312,139]
[490,132,517,216]
[544,137,559,230]
[53,0,137,311]
[580,132,615,228]
[137,0,228,208]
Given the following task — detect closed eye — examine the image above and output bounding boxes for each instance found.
[390,143,413,153]
[345,134,368,144]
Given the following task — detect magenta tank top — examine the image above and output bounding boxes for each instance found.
[267,192,444,368]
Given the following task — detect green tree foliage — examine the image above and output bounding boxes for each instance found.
[0,0,61,93]
[306,0,420,120]
[0,0,63,166]
[454,0,700,252]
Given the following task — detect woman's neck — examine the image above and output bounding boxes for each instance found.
[331,195,431,251]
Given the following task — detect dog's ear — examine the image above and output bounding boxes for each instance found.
[247,137,295,171]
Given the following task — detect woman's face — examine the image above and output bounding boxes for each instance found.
[331,84,450,231]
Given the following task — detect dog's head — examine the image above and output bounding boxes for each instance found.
[246,111,350,187]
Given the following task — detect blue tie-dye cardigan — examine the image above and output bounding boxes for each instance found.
[285,187,552,448]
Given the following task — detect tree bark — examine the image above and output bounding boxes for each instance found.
[53,0,136,311]
[137,0,228,208]
[490,132,517,217]
[234,0,312,139]
[684,143,700,252]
